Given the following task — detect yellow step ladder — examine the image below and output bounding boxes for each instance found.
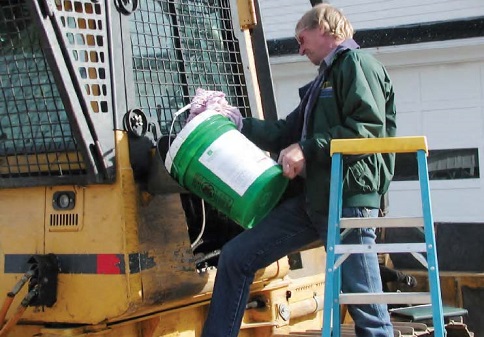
[321,136,445,337]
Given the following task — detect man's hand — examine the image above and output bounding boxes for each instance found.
[278,143,305,179]
[186,88,243,131]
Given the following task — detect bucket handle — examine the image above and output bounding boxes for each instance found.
[168,103,209,249]
[167,104,192,176]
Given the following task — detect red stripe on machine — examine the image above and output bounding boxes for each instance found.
[96,254,122,274]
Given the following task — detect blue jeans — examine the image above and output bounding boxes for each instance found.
[201,194,393,337]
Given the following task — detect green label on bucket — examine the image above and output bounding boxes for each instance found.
[198,130,277,196]
[192,173,234,212]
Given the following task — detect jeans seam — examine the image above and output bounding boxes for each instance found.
[226,275,251,337]
[357,226,390,325]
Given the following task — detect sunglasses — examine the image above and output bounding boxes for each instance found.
[295,27,308,45]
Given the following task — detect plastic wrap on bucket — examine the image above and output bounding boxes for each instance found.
[164,110,288,229]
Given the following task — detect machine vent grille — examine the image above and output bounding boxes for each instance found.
[49,213,80,230]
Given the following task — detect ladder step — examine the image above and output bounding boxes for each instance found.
[330,136,428,155]
[340,216,424,229]
[334,242,426,254]
[339,292,431,305]
[272,322,432,337]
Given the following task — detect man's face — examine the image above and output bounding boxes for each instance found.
[296,27,337,65]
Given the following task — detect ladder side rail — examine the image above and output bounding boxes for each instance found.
[333,157,344,337]
[410,252,429,269]
[417,150,445,337]
[322,152,343,337]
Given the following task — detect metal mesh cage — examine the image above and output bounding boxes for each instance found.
[0,0,84,182]
[0,0,253,186]
[53,0,112,117]
[130,0,251,136]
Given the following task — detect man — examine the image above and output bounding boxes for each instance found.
[196,4,396,337]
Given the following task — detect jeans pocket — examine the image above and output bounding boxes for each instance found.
[342,207,378,218]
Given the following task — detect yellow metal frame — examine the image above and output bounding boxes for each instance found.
[236,0,257,30]
[0,152,84,175]
[0,131,142,324]
[0,129,331,336]
[330,136,428,156]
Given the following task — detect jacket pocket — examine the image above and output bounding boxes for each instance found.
[344,159,377,193]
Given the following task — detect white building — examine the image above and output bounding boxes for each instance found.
[259,0,484,329]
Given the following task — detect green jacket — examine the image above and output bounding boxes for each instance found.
[242,44,396,215]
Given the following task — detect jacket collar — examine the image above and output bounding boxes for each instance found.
[298,39,360,97]
[319,38,360,73]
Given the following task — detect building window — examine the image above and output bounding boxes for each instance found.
[393,148,480,181]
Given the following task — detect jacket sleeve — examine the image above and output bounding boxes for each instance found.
[299,52,393,164]
[241,106,301,154]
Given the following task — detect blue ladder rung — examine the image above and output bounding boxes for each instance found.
[334,243,427,254]
[339,292,431,305]
[340,216,424,228]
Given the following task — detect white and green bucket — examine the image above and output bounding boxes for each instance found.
[165,110,288,229]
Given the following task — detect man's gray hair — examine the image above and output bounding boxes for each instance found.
[296,4,354,40]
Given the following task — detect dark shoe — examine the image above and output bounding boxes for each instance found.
[403,275,417,287]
